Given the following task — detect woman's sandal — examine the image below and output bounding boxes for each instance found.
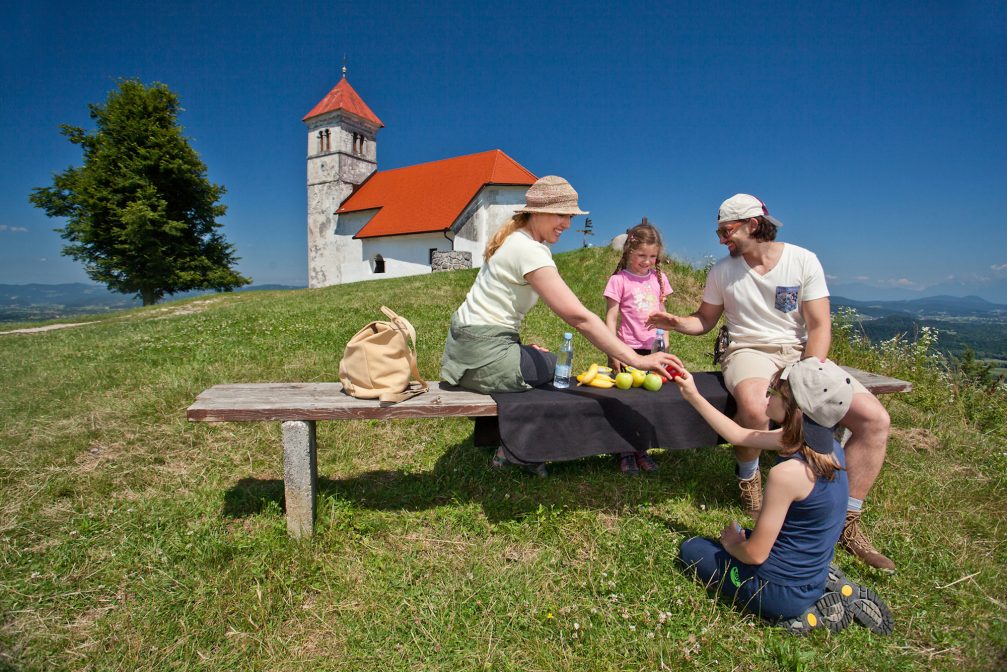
[635,451,659,473]
[619,453,640,476]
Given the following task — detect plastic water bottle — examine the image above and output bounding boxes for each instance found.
[553,332,574,388]
[651,328,666,354]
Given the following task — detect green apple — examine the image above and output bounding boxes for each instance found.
[615,372,634,390]
[629,368,647,387]
[642,373,663,392]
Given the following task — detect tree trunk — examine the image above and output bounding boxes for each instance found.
[140,289,158,306]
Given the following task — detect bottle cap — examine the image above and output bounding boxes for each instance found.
[563,332,573,339]
[656,329,665,335]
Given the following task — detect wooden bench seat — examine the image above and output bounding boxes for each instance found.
[187,367,911,538]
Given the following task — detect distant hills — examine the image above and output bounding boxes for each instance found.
[831,295,1007,365]
[0,283,303,323]
[830,278,1007,304]
[831,294,1007,318]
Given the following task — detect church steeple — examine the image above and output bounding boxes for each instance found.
[303,75,382,288]
[302,76,384,127]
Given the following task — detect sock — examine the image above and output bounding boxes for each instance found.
[736,458,760,481]
[847,497,863,513]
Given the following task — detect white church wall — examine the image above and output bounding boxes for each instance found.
[453,186,528,268]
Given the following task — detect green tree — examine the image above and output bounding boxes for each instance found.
[30,79,249,305]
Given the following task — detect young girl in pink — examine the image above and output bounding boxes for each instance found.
[603,222,674,474]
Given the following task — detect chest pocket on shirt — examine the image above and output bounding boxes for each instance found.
[775,286,800,313]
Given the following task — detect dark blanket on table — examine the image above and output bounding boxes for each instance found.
[490,372,736,463]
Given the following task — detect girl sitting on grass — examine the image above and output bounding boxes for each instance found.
[672,358,893,635]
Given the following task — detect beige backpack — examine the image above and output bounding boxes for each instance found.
[339,306,428,404]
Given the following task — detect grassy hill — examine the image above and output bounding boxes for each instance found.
[1,246,1004,671]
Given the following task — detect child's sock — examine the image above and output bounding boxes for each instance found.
[736,457,760,481]
[847,497,864,513]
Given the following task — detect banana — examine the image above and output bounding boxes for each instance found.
[597,365,613,375]
[578,362,599,386]
[586,376,616,388]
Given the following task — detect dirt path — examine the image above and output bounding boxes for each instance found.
[0,298,225,336]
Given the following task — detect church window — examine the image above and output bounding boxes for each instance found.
[316,131,323,153]
[324,129,331,152]
[373,254,385,274]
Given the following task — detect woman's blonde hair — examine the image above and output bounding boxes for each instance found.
[770,370,844,481]
[484,213,531,262]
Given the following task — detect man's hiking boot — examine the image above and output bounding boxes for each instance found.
[839,510,896,572]
[827,564,894,635]
[779,591,851,636]
[737,470,762,519]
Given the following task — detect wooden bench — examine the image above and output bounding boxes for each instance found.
[187,367,912,538]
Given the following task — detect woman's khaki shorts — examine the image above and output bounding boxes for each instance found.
[720,343,868,396]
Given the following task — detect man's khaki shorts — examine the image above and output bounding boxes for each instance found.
[720,343,868,396]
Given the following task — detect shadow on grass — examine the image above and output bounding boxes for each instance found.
[222,433,745,525]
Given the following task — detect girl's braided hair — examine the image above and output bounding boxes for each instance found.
[613,221,668,304]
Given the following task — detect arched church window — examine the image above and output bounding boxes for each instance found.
[373,254,385,274]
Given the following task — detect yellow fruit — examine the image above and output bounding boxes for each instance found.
[578,363,599,386]
[615,372,634,389]
[597,365,613,375]
[626,367,647,387]
[586,377,616,388]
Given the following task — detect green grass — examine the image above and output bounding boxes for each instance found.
[1,246,1005,671]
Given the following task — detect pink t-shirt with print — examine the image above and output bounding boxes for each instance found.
[603,269,674,349]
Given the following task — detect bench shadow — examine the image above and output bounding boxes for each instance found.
[221,433,746,525]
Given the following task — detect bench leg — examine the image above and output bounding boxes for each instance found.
[282,420,317,538]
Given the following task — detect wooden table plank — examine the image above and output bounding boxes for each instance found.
[187,367,911,423]
[187,381,497,422]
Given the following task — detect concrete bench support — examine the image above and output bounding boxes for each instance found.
[282,420,317,539]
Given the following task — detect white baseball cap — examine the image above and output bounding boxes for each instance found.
[718,194,783,228]
[780,358,854,454]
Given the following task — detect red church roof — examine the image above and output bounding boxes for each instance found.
[338,150,537,239]
[303,77,384,127]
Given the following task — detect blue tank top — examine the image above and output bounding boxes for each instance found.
[756,440,848,587]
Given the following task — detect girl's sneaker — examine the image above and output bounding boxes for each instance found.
[780,591,851,636]
[635,451,659,473]
[827,564,894,635]
[619,453,640,475]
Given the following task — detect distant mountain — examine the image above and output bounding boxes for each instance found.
[0,283,304,322]
[831,278,1007,304]
[832,294,1007,318]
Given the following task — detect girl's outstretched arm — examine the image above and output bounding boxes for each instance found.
[673,370,782,452]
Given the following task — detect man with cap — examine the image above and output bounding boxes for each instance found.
[647,194,895,571]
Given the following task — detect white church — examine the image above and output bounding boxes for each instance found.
[303,75,538,288]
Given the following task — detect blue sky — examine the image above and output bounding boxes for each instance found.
[2,1,1005,301]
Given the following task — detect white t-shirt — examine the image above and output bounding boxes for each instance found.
[454,229,557,331]
[702,243,829,346]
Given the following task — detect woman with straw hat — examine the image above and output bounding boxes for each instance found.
[440,176,682,470]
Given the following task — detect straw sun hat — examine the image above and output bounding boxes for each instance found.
[515,175,589,216]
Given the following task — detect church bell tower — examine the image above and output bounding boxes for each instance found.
[303,71,383,287]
